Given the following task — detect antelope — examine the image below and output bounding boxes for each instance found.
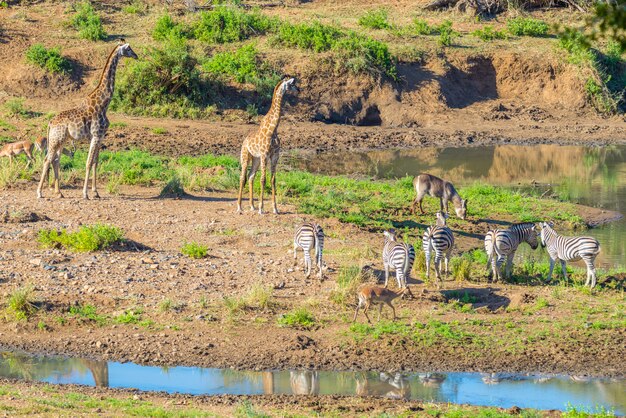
[0,140,35,166]
[353,285,412,323]
[34,137,76,157]
[412,173,468,219]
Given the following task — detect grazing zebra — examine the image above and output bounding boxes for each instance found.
[484,223,539,282]
[382,229,415,289]
[540,222,601,288]
[422,212,454,288]
[293,222,325,279]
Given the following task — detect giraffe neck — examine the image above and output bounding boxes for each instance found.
[87,46,121,114]
[259,85,286,140]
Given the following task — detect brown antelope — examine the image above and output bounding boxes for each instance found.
[353,285,412,323]
[412,173,468,220]
[0,140,35,166]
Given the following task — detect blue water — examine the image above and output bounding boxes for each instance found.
[1,350,624,413]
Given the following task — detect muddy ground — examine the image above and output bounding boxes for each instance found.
[0,186,624,379]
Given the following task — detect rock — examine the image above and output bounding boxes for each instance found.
[96,341,102,348]
[29,258,42,266]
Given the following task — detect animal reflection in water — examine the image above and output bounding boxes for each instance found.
[419,372,446,387]
[81,359,109,387]
[356,372,410,399]
[481,373,503,385]
[290,371,320,395]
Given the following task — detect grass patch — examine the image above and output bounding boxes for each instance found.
[437,20,459,47]
[329,265,368,306]
[114,308,143,324]
[507,17,549,37]
[358,8,390,30]
[69,303,106,325]
[350,319,476,346]
[413,18,433,35]
[3,98,33,118]
[37,224,124,252]
[25,44,71,74]
[151,127,167,135]
[69,1,106,41]
[5,286,37,321]
[472,26,507,41]
[277,307,316,329]
[181,242,208,259]
[193,6,278,44]
[152,13,188,41]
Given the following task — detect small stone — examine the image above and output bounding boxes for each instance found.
[96,341,102,348]
[29,258,42,266]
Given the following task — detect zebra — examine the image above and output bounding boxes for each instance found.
[540,222,601,288]
[484,223,539,282]
[382,229,415,289]
[422,212,454,288]
[293,222,325,279]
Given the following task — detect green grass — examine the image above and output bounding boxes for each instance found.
[181,242,208,259]
[437,20,458,47]
[37,224,124,252]
[113,308,143,324]
[25,44,71,74]
[151,127,167,135]
[358,8,391,30]
[329,265,367,306]
[69,1,107,41]
[193,6,278,44]
[3,98,33,118]
[5,286,37,321]
[472,26,507,41]
[413,18,433,35]
[152,13,187,41]
[277,307,316,329]
[349,319,477,346]
[68,303,107,325]
[507,17,549,37]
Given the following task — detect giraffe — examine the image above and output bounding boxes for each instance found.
[236,76,298,214]
[36,39,138,199]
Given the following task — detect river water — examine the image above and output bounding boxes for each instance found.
[283,144,626,269]
[0,350,624,413]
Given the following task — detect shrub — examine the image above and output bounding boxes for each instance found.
[436,20,458,47]
[451,255,472,281]
[358,8,390,30]
[273,21,342,53]
[247,284,275,310]
[69,303,106,324]
[181,242,208,259]
[37,224,124,252]
[25,44,71,74]
[333,32,397,79]
[153,13,188,41]
[3,98,31,118]
[114,308,142,324]
[6,286,37,320]
[413,18,433,35]
[111,36,211,118]
[277,307,316,329]
[506,17,549,37]
[471,26,507,41]
[329,265,366,306]
[70,1,107,41]
[193,6,277,44]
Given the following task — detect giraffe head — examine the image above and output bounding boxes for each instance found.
[277,75,298,95]
[117,38,138,59]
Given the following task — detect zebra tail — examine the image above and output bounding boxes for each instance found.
[314,228,320,263]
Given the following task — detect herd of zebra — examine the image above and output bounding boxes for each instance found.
[294,172,602,312]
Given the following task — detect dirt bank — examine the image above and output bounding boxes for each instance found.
[0,187,624,378]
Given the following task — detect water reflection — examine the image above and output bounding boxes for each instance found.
[284,145,626,268]
[1,350,624,413]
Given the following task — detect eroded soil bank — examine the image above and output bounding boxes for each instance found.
[0,188,624,379]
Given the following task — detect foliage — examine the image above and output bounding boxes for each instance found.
[358,8,390,30]
[3,98,32,118]
[277,307,316,329]
[25,44,71,74]
[329,265,367,306]
[193,6,277,44]
[114,308,143,324]
[69,304,106,325]
[585,0,626,51]
[111,36,212,119]
[450,255,473,281]
[436,20,459,47]
[37,224,124,252]
[181,242,208,259]
[273,21,342,53]
[69,1,106,41]
[6,286,37,321]
[471,26,507,41]
[152,13,188,41]
[506,17,549,37]
[413,18,433,35]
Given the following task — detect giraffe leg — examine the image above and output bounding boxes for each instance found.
[83,138,100,200]
[248,158,260,212]
[270,154,279,215]
[237,154,249,213]
[91,145,100,199]
[52,153,63,198]
[258,160,267,215]
[37,155,54,199]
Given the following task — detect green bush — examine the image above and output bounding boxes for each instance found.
[70,1,107,41]
[193,6,277,44]
[111,36,212,118]
[507,17,549,37]
[38,224,124,252]
[181,242,208,259]
[25,44,71,74]
[333,32,397,79]
[3,98,31,118]
[6,286,37,321]
[273,21,342,53]
[153,14,188,41]
[413,18,433,35]
[436,20,458,47]
[277,307,316,329]
[471,26,507,41]
[358,8,390,30]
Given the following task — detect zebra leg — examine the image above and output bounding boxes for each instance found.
[444,254,450,281]
[560,260,568,282]
[583,257,597,288]
[434,254,442,288]
[424,252,431,281]
[505,254,514,280]
[304,249,312,278]
[547,258,555,283]
[293,243,298,265]
[384,263,390,288]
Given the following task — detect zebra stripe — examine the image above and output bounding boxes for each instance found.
[540,222,600,288]
[422,221,454,287]
[382,229,415,289]
[484,223,538,282]
[294,222,325,279]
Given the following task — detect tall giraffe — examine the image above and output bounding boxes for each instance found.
[37,39,138,199]
[236,76,297,214]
